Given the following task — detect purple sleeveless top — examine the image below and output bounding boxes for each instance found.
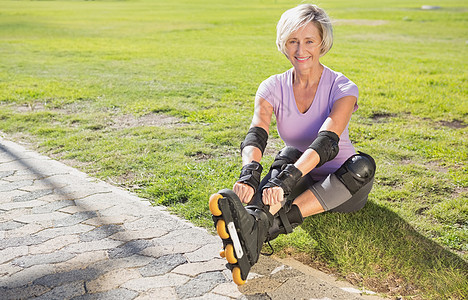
[256,66,359,180]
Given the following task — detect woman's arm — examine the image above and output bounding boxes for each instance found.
[241,97,274,164]
[234,97,274,203]
[294,95,357,174]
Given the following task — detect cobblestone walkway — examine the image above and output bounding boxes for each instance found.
[0,137,384,300]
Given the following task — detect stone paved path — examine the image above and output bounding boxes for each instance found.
[0,137,386,300]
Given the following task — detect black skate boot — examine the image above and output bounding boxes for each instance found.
[209,188,272,285]
[266,204,303,242]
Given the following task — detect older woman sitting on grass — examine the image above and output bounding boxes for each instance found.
[209,3,376,285]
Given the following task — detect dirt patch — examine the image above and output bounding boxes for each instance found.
[370,112,396,123]
[12,102,186,129]
[438,119,467,129]
[425,160,449,173]
[334,19,388,26]
[359,273,420,297]
[415,206,429,215]
[106,172,144,191]
[263,138,285,157]
[110,113,186,129]
[401,159,450,174]
[13,101,98,115]
[452,186,468,198]
[15,102,48,112]
[287,250,337,275]
[186,151,214,162]
[285,249,420,298]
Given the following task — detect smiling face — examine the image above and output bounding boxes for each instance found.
[285,22,323,71]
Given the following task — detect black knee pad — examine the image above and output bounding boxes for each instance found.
[270,146,303,171]
[335,152,376,195]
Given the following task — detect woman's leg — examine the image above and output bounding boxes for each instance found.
[309,152,376,213]
[267,152,376,240]
[289,190,324,217]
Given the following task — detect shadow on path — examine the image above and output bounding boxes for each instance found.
[0,140,229,299]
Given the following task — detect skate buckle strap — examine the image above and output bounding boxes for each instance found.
[278,208,293,234]
[227,222,244,259]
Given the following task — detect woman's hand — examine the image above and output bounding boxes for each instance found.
[262,186,284,206]
[233,182,255,204]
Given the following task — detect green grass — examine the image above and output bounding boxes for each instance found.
[0,0,467,299]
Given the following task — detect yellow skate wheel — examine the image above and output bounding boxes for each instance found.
[209,194,223,216]
[225,244,237,264]
[219,249,225,258]
[216,219,230,239]
[232,267,246,286]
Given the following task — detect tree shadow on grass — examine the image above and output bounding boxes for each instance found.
[301,201,468,299]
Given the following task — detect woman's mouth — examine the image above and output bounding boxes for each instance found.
[296,56,310,62]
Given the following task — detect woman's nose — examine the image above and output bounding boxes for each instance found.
[295,43,305,55]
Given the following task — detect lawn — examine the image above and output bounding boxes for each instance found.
[0,0,467,299]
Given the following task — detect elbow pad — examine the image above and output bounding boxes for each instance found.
[240,126,268,155]
[308,131,340,168]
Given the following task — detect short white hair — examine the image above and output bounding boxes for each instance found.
[276,4,333,57]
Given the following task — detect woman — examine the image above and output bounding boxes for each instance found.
[209,4,376,286]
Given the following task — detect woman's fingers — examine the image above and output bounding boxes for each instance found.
[233,183,286,205]
[262,187,284,205]
[233,182,254,203]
